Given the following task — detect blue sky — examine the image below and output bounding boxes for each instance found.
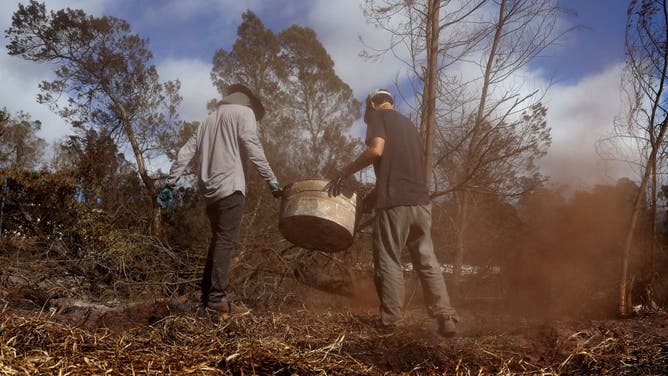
[0,0,634,188]
[533,0,628,82]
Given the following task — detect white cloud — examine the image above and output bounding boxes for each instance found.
[0,0,117,145]
[142,1,210,23]
[140,0,260,26]
[540,63,634,188]
[156,58,219,122]
[305,0,633,188]
[141,0,265,22]
[0,0,635,188]
[0,53,73,143]
[0,1,217,143]
[3,0,113,17]
[305,0,419,140]
[0,0,114,30]
[306,0,407,98]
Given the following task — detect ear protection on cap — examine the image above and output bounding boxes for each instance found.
[367,89,392,104]
[364,89,393,124]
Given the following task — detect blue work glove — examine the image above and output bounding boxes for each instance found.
[269,181,283,198]
[157,186,174,208]
[325,174,346,197]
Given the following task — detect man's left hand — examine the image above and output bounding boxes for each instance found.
[157,186,174,208]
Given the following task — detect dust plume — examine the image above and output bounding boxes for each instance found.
[506,178,645,319]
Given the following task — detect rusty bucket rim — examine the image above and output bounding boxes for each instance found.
[283,178,356,199]
[278,178,357,252]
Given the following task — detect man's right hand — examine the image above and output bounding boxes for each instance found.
[325,175,346,197]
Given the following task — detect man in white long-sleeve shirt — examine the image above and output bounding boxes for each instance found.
[160,84,281,314]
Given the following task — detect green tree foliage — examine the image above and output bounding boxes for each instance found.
[158,120,200,163]
[55,130,120,205]
[204,12,364,300]
[210,11,298,180]
[209,11,362,181]
[211,11,286,108]
[0,108,46,170]
[53,130,148,229]
[5,0,182,233]
[0,168,79,239]
[278,25,362,177]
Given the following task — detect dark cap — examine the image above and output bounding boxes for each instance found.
[227,83,266,121]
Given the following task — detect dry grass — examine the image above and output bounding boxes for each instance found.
[1,223,667,375]
[2,301,667,375]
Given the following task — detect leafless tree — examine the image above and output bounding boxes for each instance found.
[442,0,569,292]
[362,0,488,187]
[617,0,668,316]
[363,0,569,293]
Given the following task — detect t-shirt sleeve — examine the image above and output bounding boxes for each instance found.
[365,111,385,146]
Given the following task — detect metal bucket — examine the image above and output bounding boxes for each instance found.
[279,179,357,252]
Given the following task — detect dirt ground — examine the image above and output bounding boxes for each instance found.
[2,280,668,375]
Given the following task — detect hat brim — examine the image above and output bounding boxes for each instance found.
[228,84,265,121]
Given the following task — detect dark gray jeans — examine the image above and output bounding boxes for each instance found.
[373,204,457,326]
[201,192,244,304]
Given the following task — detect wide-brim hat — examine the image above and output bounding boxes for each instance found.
[227,83,266,121]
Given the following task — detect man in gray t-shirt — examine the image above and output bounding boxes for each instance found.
[159,84,281,314]
[327,89,458,337]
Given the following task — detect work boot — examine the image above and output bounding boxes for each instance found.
[437,315,457,338]
[377,322,397,334]
[168,291,201,313]
[374,318,404,335]
[206,299,251,316]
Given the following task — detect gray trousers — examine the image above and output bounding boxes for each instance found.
[373,205,457,326]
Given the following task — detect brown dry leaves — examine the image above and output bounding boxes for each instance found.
[2,304,668,375]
